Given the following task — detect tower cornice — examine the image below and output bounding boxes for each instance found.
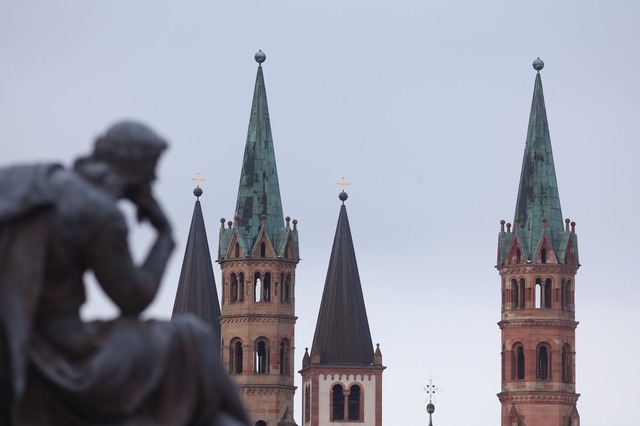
[220,313,298,324]
[238,384,298,395]
[498,318,579,330]
[498,391,580,405]
[498,263,578,276]
[299,364,387,375]
[218,257,299,268]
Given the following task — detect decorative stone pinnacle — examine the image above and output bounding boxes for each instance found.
[533,57,544,72]
[255,50,266,64]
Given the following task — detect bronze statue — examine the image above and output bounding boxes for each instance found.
[0,122,250,426]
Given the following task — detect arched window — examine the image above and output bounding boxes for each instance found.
[254,272,261,302]
[541,248,547,264]
[538,345,549,380]
[332,384,345,421]
[565,280,573,310]
[255,421,267,426]
[230,339,243,374]
[511,278,519,309]
[260,242,266,258]
[284,275,291,303]
[513,345,525,380]
[254,339,269,374]
[280,273,285,303]
[304,383,311,423]
[519,278,525,308]
[234,243,240,258]
[501,344,506,382]
[279,339,290,376]
[230,273,238,302]
[348,385,361,420]
[238,272,245,302]
[535,277,542,308]
[263,272,271,302]
[544,278,552,308]
[562,344,572,383]
[561,279,566,310]
[516,248,521,264]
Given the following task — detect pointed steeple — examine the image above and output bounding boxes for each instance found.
[513,58,564,257]
[496,60,581,426]
[172,185,221,350]
[233,50,285,254]
[310,191,374,365]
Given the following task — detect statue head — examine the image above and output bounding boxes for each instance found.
[93,121,168,183]
[73,121,169,201]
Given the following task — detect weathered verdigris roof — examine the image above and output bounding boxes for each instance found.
[514,61,564,256]
[232,53,285,254]
[498,59,579,266]
[172,187,221,350]
[310,193,374,365]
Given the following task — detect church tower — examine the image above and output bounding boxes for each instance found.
[218,51,300,426]
[172,182,222,355]
[496,59,580,426]
[300,190,385,426]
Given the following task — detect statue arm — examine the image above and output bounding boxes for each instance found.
[87,212,172,316]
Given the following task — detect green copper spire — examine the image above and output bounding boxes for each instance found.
[513,58,564,258]
[233,51,285,253]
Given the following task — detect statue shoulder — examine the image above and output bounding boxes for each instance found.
[50,170,124,224]
[0,163,63,222]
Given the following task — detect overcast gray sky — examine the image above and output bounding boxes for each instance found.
[2,1,639,424]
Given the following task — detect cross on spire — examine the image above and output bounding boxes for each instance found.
[337,177,350,192]
[192,172,205,187]
[422,377,439,404]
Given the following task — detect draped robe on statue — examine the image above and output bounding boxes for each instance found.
[0,164,246,426]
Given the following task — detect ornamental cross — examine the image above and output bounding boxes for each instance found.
[192,172,205,187]
[421,377,440,404]
[337,177,350,192]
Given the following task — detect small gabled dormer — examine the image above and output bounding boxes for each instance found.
[532,218,559,265]
[250,216,278,258]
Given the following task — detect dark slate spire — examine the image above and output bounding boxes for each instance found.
[173,186,221,349]
[310,191,374,365]
[513,58,564,257]
[233,50,285,254]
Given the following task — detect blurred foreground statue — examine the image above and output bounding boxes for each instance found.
[0,122,250,426]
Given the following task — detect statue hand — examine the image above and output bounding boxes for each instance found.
[131,185,173,236]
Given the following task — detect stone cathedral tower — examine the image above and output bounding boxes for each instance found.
[300,191,385,426]
[218,51,300,426]
[496,59,580,426]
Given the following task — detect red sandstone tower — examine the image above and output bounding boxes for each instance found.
[218,51,299,426]
[496,58,580,426]
[300,190,385,426]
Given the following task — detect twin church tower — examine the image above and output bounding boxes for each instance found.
[172,53,581,426]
